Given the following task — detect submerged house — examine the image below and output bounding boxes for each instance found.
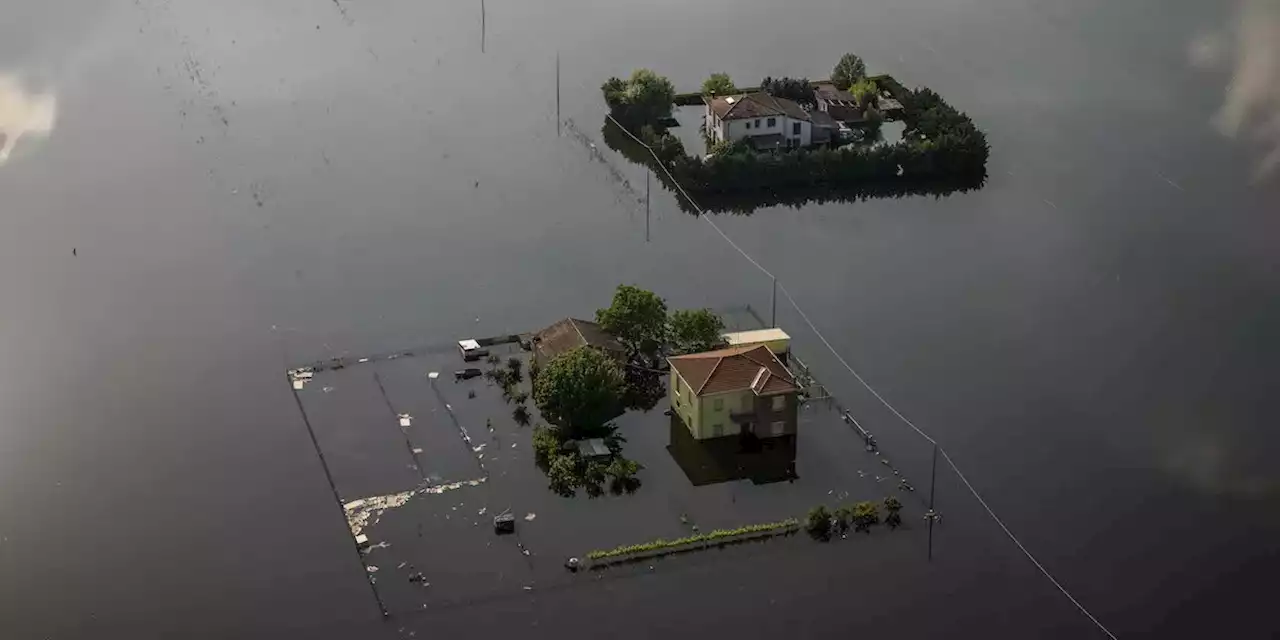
[667,344,800,440]
[531,317,626,367]
[704,92,813,151]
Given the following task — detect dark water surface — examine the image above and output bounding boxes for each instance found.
[2,0,1278,638]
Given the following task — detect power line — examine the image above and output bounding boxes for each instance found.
[601,113,1118,640]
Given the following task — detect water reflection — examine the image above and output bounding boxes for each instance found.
[1191,0,1280,180]
[601,118,986,215]
[0,74,56,166]
[666,416,796,486]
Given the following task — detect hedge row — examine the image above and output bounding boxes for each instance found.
[586,518,801,561]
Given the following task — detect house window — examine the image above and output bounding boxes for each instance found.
[745,121,751,129]
[713,398,723,411]
[770,421,786,436]
[711,423,724,438]
[754,119,761,128]
[793,122,801,135]
[772,395,786,410]
[768,117,777,128]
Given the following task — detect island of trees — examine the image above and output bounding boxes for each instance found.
[601,53,989,213]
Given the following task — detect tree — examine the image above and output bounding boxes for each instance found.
[832,53,867,90]
[834,506,853,534]
[806,505,833,540]
[702,72,736,96]
[533,346,625,437]
[852,501,881,533]
[669,308,727,355]
[848,78,879,108]
[547,454,580,497]
[602,69,676,127]
[596,285,669,360]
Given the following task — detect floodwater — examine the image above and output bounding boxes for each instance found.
[1,0,1277,638]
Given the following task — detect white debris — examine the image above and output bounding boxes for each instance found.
[367,566,379,573]
[399,413,413,427]
[288,367,315,390]
[478,507,487,515]
[428,372,440,380]
[397,562,407,569]
[412,448,424,454]
[524,513,537,521]
[472,444,487,453]
[358,358,370,363]
[322,386,335,393]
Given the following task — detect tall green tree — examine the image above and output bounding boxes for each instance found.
[602,69,676,127]
[596,285,669,360]
[533,346,625,437]
[831,53,868,90]
[668,308,727,355]
[702,72,736,95]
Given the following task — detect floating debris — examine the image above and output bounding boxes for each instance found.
[358,358,370,363]
[344,489,416,539]
[288,367,314,390]
[399,413,413,427]
[367,566,379,573]
[472,444,486,453]
[412,448,424,454]
[524,512,537,522]
[397,562,407,569]
[478,507,487,515]
[322,386,335,393]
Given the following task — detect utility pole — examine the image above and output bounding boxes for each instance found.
[770,277,778,327]
[555,53,561,136]
[926,443,941,561]
[480,0,486,53]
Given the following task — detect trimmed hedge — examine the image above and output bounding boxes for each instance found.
[586,518,800,562]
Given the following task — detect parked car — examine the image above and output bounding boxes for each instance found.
[455,368,483,381]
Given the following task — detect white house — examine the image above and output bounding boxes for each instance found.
[704,92,812,151]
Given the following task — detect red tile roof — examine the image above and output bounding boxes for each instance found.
[668,344,798,396]
[705,92,811,122]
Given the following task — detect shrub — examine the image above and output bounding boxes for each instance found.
[806,505,833,540]
[512,404,531,427]
[852,501,881,533]
[833,506,853,534]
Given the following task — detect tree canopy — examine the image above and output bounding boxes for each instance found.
[831,53,867,90]
[848,78,879,107]
[702,72,736,96]
[760,76,815,108]
[668,308,727,355]
[533,346,624,437]
[596,284,669,359]
[602,69,676,127]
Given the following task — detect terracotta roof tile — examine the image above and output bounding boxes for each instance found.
[668,344,798,396]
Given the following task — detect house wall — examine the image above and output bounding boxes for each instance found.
[720,116,812,148]
[670,369,701,435]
